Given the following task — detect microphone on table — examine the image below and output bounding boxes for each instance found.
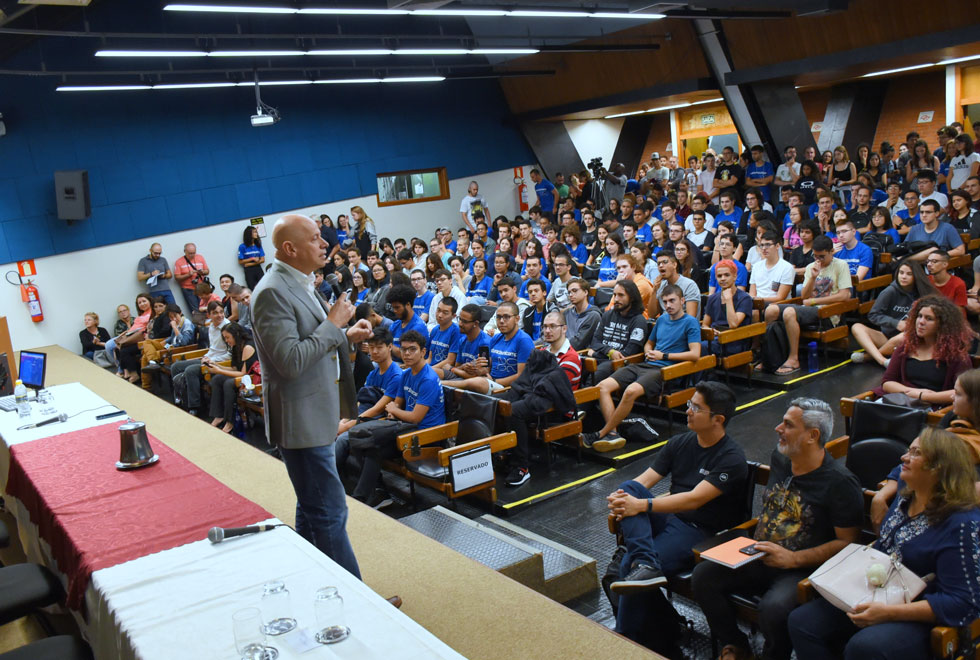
[17,413,68,431]
[208,524,279,544]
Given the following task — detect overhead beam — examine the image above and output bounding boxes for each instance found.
[693,18,761,147]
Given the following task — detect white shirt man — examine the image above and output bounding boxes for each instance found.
[459,181,489,232]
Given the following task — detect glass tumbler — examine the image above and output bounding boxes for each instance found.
[260,581,296,635]
[313,587,350,644]
[232,607,278,660]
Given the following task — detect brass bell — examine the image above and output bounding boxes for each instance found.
[116,421,159,470]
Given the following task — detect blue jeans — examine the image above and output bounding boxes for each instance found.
[104,337,121,373]
[180,288,199,315]
[280,443,361,579]
[615,480,706,643]
[150,289,177,306]
[789,597,931,660]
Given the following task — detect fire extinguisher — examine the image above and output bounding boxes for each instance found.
[22,279,43,323]
[514,166,529,213]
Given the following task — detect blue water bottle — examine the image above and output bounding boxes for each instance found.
[807,341,819,374]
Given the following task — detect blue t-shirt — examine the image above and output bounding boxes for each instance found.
[715,208,743,233]
[708,260,749,290]
[413,291,435,318]
[906,222,964,251]
[489,330,535,380]
[895,209,921,227]
[535,179,557,213]
[238,244,265,261]
[527,307,545,340]
[467,255,492,275]
[428,323,461,364]
[598,256,617,282]
[399,363,445,430]
[647,314,701,367]
[520,261,549,279]
[519,276,551,299]
[636,223,653,244]
[354,289,369,303]
[365,362,403,401]
[336,229,348,245]
[568,243,589,264]
[466,275,493,298]
[745,162,775,201]
[455,331,490,365]
[836,242,874,277]
[392,314,428,353]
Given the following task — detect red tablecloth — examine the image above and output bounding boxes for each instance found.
[5,424,271,608]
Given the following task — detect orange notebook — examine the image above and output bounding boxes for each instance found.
[699,536,766,569]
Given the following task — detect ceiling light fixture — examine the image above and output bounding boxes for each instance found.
[603,97,724,119]
[155,82,238,89]
[861,63,935,78]
[938,54,980,65]
[55,76,446,92]
[95,47,541,58]
[57,85,153,91]
[165,3,294,13]
[95,50,207,57]
[603,109,647,119]
[209,50,305,57]
[381,76,446,83]
[162,4,664,20]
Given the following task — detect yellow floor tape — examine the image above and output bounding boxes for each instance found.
[502,468,616,509]
[613,439,668,461]
[735,390,785,411]
[782,357,853,385]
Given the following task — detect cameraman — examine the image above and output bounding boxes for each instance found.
[603,162,628,209]
[174,242,210,313]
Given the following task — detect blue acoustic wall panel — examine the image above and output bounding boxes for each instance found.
[0,77,532,262]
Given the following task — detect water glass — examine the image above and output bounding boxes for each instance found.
[37,389,56,417]
[260,581,296,635]
[313,587,350,644]
[232,607,278,660]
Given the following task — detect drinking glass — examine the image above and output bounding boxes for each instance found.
[232,607,278,660]
[313,587,350,644]
[260,581,296,635]
[37,389,56,417]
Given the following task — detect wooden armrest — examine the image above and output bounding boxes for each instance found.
[878,252,892,263]
[853,274,892,292]
[716,322,767,344]
[574,386,600,405]
[753,464,771,486]
[824,435,849,459]
[782,296,803,306]
[660,355,716,381]
[172,348,208,362]
[700,327,715,341]
[797,578,816,604]
[731,518,758,532]
[607,514,619,535]
[581,356,597,372]
[496,399,512,416]
[752,298,768,310]
[969,238,980,251]
[839,391,875,417]
[437,432,516,467]
[396,421,460,452]
[752,297,801,310]
[816,298,858,318]
[611,353,644,369]
[948,254,971,270]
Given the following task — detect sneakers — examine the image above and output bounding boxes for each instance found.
[582,431,627,453]
[505,467,530,487]
[850,351,866,364]
[367,488,394,510]
[609,563,667,594]
[142,360,162,372]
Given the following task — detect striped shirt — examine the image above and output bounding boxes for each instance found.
[543,339,581,390]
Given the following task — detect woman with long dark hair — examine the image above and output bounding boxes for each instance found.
[596,233,625,288]
[351,270,369,304]
[349,205,377,256]
[424,253,444,290]
[905,139,941,188]
[851,261,938,367]
[949,189,977,232]
[114,293,154,383]
[207,322,256,434]
[794,160,821,205]
[238,225,265,289]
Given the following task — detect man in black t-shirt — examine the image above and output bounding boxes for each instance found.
[605,382,747,652]
[691,398,863,660]
[715,145,745,203]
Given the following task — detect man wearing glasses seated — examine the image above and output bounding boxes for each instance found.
[748,230,795,319]
[604,381,747,655]
[449,301,534,394]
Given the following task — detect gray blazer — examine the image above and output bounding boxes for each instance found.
[252,262,356,449]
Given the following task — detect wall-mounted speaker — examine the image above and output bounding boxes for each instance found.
[54,170,91,221]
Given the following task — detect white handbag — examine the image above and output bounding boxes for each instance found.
[808,543,927,612]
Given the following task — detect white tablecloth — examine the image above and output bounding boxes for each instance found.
[88,522,467,660]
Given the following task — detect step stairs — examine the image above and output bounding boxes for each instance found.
[398,506,596,603]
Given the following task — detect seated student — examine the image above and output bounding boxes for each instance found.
[831,219,873,280]
[650,251,701,318]
[487,253,521,304]
[686,210,716,254]
[465,256,493,304]
[714,190,743,235]
[745,215,785,271]
[764,236,852,375]
[906,199,965,262]
[349,329,445,506]
[596,234,627,289]
[748,230,795,306]
[702,260,754,355]
[692,398,864,660]
[170,301,230,415]
[80,312,110,360]
[876,295,973,408]
[708,234,749,295]
[484,276,531,336]
[787,219,820,280]
[605,255,656,318]
[410,269,434,323]
[500,310,581,487]
[206,322,256,434]
[851,260,937,367]
[450,301,534,394]
[427,297,461,378]
[587,280,649,384]
[387,284,428,361]
[782,204,808,249]
[927,250,968,311]
[546,253,575,310]
[521,279,553,342]
[789,428,980,660]
[426,269,467,331]
[518,255,551,299]
[141,303,196,378]
[446,303,491,380]
[584,285,701,452]
[564,277,602,351]
[894,188,921,237]
[606,382,747,656]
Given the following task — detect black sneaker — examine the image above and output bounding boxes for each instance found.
[591,431,627,453]
[609,563,667,594]
[581,432,599,449]
[367,489,394,510]
[505,467,530,487]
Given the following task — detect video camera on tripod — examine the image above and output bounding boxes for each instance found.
[588,156,607,179]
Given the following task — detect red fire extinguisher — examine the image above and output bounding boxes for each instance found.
[514,166,529,213]
[21,279,43,323]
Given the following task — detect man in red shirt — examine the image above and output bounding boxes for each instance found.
[173,243,210,313]
[926,251,967,312]
[541,310,581,390]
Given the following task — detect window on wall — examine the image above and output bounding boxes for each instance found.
[376,167,450,207]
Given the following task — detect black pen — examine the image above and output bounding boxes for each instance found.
[95,410,127,420]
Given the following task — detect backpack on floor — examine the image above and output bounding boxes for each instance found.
[761,321,790,374]
[617,417,659,444]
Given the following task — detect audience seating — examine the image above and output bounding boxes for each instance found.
[0,636,93,660]
[798,298,859,357]
[703,324,766,385]
[838,398,927,490]
[0,562,63,635]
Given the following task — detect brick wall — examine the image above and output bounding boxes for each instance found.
[872,71,947,153]
[640,113,674,170]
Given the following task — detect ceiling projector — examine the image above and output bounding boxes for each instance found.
[251,106,280,127]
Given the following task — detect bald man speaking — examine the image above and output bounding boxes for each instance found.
[252,214,372,577]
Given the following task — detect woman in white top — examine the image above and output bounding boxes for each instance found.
[948,134,980,192]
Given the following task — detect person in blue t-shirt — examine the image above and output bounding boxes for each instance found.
[832,220,873,280]
[530,168,558,218]
[895,189,921,238]
[410,269,435,323]
[465,257,493,304]
[905,199,965,262]
[451,301,534,394]
[427,297,461,378]
[707,235,749,293]
[745,145,775,203]
[519,256,551,299]
[448,303,490,380]
[583,284,702,448]
[388,284,428,361]
[388,330,446,431]
[715,190,743,234]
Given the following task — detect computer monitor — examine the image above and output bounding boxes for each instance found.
[17,351,46,391]
[0,353,11,397]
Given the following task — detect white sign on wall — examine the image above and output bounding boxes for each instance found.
[917,111,935,124]
[811,122,824,132]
